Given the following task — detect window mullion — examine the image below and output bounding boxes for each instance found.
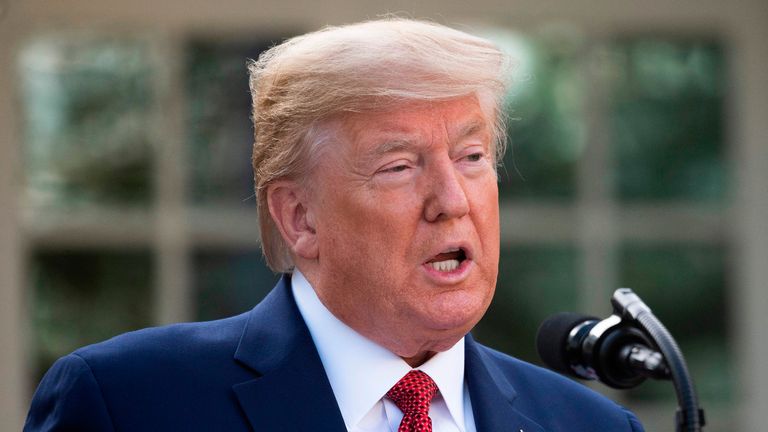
[0,20,28,431]
[152,34,192,325]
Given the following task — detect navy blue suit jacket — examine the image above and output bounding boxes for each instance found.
[26,275,644,431]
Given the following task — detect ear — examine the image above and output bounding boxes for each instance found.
[266,181,319,260]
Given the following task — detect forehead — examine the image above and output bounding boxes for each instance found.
[338,96,491,151]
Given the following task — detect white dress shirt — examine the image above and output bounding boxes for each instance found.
[291,270,477,432]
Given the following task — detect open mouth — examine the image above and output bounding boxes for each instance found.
[425,247,468,273]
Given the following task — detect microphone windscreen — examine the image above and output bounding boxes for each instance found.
[536,312,596,375]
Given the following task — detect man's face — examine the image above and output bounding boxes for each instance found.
[306,95,500,360]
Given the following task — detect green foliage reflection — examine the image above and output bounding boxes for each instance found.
[474,245,579,363]
[20,37,154,207]
[611,39,726,202]
[496,32,584,199]
[194,250,279,321]
[619,244,731,403]
[31,250,153,383]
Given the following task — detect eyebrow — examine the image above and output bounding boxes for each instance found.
[457,120,487,139]
[353,138,415,170]
[358,117,490,167]
[371,138,415,157]
[370,119,487,155]
[457,118,490,141]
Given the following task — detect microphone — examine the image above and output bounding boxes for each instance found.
[536,289,705,431]
[536,312,671,389]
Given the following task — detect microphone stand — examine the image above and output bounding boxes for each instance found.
[611,288,706,432]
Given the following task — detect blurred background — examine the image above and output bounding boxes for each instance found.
[1,0,767,430]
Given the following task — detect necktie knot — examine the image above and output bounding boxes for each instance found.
[387,370,438,432]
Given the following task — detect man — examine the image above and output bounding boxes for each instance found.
[26,19,644,431]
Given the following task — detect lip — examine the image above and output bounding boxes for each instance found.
[423,242,474,263]
[421,242,474,284]
[421,258,473,284]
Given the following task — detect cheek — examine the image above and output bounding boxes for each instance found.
[474,181,501,272]
[320,193,409,271]
[473,177,499,226]
[338,187,420,238]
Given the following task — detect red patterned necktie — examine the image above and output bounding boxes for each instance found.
[386,370,438,432]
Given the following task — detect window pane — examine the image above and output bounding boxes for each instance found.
[30,250,153,384]
[474,245,579,363]
[488,30,583,200]
[193,249,279,321]
[610,38,726,202]
[186,39,283,206]
[618,244,732,406]
[19,37,155,208]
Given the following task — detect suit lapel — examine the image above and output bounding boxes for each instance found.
[465,335,546,432]
[230,276,547,432]
[232,275,346,431]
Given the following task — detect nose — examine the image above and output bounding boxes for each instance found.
[423,158,470,222]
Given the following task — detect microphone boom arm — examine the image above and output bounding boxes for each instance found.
[611,288,706,432]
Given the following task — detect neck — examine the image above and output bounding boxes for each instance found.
[402,351,436,367]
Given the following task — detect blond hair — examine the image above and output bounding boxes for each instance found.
[249,18,509,272]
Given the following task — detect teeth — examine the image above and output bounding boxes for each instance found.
[430,259,460,272]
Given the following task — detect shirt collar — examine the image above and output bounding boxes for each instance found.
[291,269,468,430]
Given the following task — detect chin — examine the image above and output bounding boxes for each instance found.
[386,308,482,357]
[424,289,491,331]
[404,312,484,354]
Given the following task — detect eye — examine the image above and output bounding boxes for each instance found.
[459,150,488,164]
[377,157,416,175]
[464,152,484,162]
[382,164,410,173]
